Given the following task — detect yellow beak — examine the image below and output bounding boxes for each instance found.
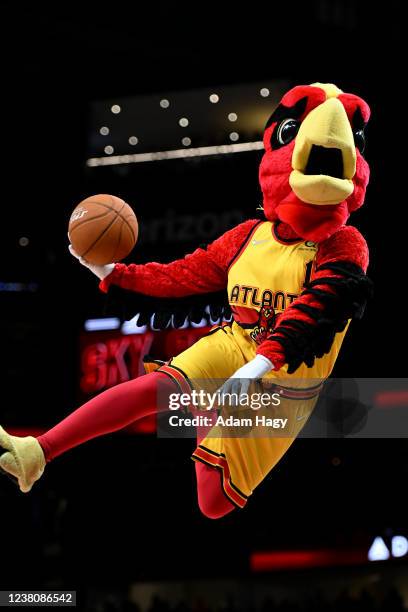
[289,97,356,205]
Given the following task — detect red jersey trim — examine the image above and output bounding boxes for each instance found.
[272,221,304,246]
[227,220,263,272]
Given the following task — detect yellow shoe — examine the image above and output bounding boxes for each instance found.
[0,426,46,493]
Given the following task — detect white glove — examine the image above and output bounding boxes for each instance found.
[68,245,115,281]
[218,354,274,405]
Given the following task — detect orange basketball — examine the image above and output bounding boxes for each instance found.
[68,194,138,265]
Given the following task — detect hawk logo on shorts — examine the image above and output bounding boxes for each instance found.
[250,305,276,344]
[70,207,89,222]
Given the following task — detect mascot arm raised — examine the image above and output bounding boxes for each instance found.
[256,225,372,373]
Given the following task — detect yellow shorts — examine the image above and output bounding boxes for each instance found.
[158,321,345,509]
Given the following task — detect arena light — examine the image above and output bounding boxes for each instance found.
[367,535,408,561]
[121,315,147,335]
[128,136,138,145]
[0,281,39,292]
[368,537,390,561]
[84,317,121,331]
[86,140,264,166]
[251,548,367,572]
[392,536,408,558]
[375,390,408,407]
[190,318,208,329]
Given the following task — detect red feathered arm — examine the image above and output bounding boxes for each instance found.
[100,219,259,297]
[257,226,372,373]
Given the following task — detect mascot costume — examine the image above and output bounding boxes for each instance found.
[0,83,372,519]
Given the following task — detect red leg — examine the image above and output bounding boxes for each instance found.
[37,372,175,461]
[193,412,235,519]
[195,462,235,519]
[37,369,235,518]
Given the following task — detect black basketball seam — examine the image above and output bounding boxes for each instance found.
[84,200,134,223]
[111,219,124,262]
[68,209,113,236]
[80,198,125,209]
[123,216,137,246]
[80,200,137,242]
[121,214,137,243]
[109,194,135,257]
[81,202,126,259]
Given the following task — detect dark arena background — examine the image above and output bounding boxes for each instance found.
[1,2,407,610]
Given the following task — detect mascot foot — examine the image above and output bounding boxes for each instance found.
[0,426,45,493]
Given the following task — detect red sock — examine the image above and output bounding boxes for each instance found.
[194,419,235,518]
[37,372,174,461]
[195,462,235,519]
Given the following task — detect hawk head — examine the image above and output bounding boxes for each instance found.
[259,83,370,241]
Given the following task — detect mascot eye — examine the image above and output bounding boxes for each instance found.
[276,119,300,146]
[353,129,366,153]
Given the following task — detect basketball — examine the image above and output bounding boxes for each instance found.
[68,194,138,265]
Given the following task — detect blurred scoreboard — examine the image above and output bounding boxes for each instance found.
[80,320,209,396]
[79,320,209,433]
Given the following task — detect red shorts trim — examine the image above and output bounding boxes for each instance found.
[157,363,193,396]
[192,445,248,509]
[263,381,324,400]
